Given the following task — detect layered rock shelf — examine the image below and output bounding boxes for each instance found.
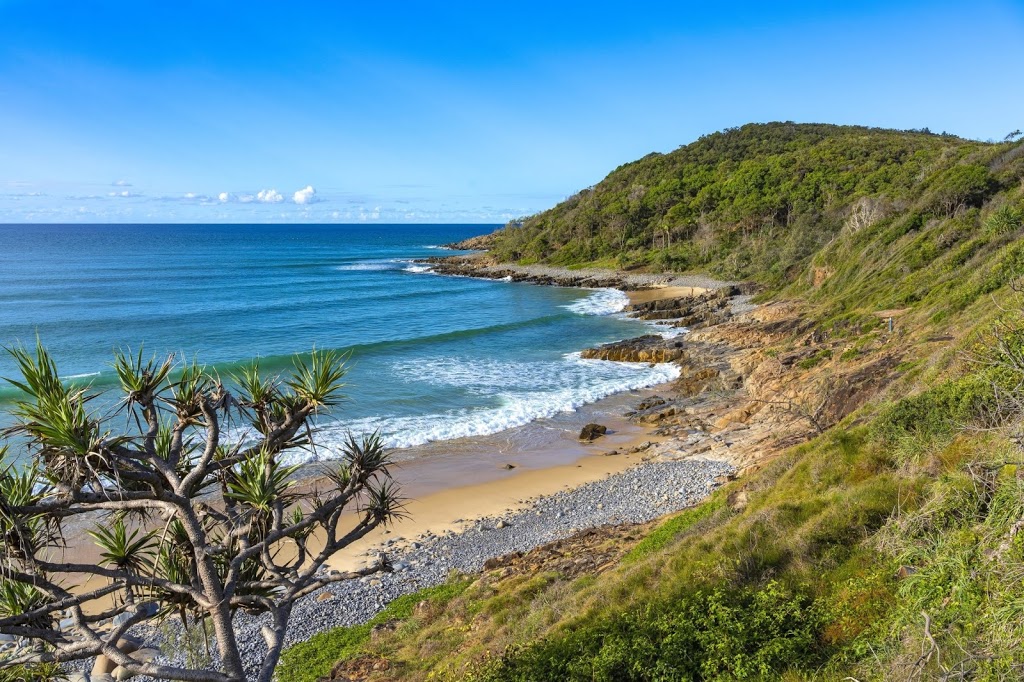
[421,254,741,292]
[625,289,739,329]
[581,335,687,363]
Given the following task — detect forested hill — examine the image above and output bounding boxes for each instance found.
[486,122,1022,284]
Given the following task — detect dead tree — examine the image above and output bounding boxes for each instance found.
[0,341,405,682]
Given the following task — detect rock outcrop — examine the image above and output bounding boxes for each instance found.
[426,257,636,289]
[581,336,686,363]
[442,233,497,250]
[625,288,742,330]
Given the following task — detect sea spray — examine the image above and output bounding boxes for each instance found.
[313,356,680,453]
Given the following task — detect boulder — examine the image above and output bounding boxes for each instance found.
[111,666,134,681]
[579,423,607,441]
[635,395,667,411]
[92,637,142,677]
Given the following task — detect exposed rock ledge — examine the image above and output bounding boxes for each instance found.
[581,335,687,363]
[626,288,741,330]
[422,254,744,293]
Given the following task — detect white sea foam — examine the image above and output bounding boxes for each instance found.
[562,288,630,316]
[309,355,679,453]
[336,259,434,273]
[61,371,101,380]
[644,322,689,339]
[403,263,433,274]
[334,261,398,271]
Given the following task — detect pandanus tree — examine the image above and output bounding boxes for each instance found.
[0,341,405,682]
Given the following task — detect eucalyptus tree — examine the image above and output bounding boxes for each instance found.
[0,341,405,682]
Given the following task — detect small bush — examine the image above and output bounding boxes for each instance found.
[798,348,833,369]
[873,371,999,442]
[984,204,1024,237]
[484,582,826,681]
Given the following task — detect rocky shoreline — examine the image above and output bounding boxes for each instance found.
[422,253,747,293]
[71,259,778,682]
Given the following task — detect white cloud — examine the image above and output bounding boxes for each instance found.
[113,180,132,187]
[214,186,318,206]
[257,189,284,203]
[107,190,136,198]
[293,185,317,204]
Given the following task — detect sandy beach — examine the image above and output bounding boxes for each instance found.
[322,409,666,572]
[317,277,739,570]
[58,279,695,594]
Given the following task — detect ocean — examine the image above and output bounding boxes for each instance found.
[0,224,679,462]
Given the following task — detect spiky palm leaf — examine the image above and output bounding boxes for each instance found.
[112,346,173,410]
[0,579,53,631]
[225,449,301,540]
[0,457,56,562]
[5,341,99,454]
[87,518,157,574]
[231,359,279,409]
[151,547,200,623]
[2,341,127,490]
[226,449,300,512]
[288,506,314,541]
[284,348,347,410]
[169,358,210,422]
[362,479,408,525]
[341,430,392,482]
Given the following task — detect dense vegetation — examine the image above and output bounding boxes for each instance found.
[277,123,1024,680]
[487,123,1021,285]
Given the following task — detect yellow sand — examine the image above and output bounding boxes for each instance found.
[627,285,710,305]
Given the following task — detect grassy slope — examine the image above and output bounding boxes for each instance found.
[280,126,1024,681]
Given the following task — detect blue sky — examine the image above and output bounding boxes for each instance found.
[1,1,1022,224]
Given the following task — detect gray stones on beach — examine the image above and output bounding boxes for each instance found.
[126,457,733,680]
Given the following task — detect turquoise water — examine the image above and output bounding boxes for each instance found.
[0,224,678,460]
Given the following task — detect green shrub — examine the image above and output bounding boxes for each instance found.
[984,204,1024,237]
[798,348,832,369]
[874,371,1000,442]
[484,582,825,681]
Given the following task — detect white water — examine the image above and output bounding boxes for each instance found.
[313,355,680,452]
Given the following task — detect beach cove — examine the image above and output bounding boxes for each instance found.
[108,252,830,679]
